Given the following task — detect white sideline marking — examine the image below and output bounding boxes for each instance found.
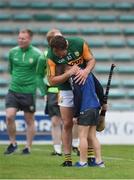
[103,156,134,162]
[0,141,52,145]
[25,150,134,163]
[32,148,46,151]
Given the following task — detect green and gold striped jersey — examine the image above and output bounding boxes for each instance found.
[47,37,93,90]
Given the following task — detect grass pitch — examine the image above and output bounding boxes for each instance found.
[0,145,134,179]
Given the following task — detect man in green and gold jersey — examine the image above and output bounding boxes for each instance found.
[4,29,45,155]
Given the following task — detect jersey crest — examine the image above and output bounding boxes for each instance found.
[29,58,33,63]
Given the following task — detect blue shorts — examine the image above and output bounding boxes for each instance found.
[78,108,99,126]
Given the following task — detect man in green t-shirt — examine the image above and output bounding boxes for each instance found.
[4,29,44,155]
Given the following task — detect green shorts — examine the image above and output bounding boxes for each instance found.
[78,108,99,126]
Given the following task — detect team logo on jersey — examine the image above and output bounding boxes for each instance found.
[74,51,79,57]
[14,58,18,61]
[29,58,33,63]
[58,58,65,63]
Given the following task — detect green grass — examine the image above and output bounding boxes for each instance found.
[0,145,134,179]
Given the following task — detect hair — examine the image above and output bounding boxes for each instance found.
[46,29,62,44]
[19,29,33,38]
[50,35,67,50]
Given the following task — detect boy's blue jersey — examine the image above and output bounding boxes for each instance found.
[72,73,100,116]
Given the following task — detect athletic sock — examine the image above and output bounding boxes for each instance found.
[64,154,72,162]
[88,147,95,158]
[54,144,62,154]
[72,138,79,148]
[79,161,87,165]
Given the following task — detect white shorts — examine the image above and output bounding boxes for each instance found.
[58,90,74,107]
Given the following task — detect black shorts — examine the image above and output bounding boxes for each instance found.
[46,92,60,118]
[78,108,99,126]
[5,90,36,113]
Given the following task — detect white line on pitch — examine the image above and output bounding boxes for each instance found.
[103,156,134,162]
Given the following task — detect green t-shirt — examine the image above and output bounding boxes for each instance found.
[9,45,42,94]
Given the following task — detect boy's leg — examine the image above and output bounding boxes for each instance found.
[78,125,89,163]
[88,126,101,161]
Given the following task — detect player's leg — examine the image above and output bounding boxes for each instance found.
[51,115,62,155]
[6,108,17,144]
[4,108,18,154]
[21,93,36,154]
[58,90,74,166]
[4,91,18,154]
[72,120,79,156]
[47,92,62,156]
[23,112,35,154]
[60,106,74,166]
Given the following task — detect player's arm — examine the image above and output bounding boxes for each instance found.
[36,55,47,96]
[8,51,13,74]
[47,59,78,86]
[82,42,96,74]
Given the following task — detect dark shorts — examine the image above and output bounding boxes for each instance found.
[46,92,61,118]
[78,108,99,126]
[5,90,36,113]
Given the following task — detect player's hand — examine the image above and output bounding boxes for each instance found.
[74,68,89,85]
[67,65,80,76]
[101,104,107,111]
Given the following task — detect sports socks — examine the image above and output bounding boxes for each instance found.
[64,154,72,162]
[54,144,62,154]
[72,138,79,148]
[88,147,95,158]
